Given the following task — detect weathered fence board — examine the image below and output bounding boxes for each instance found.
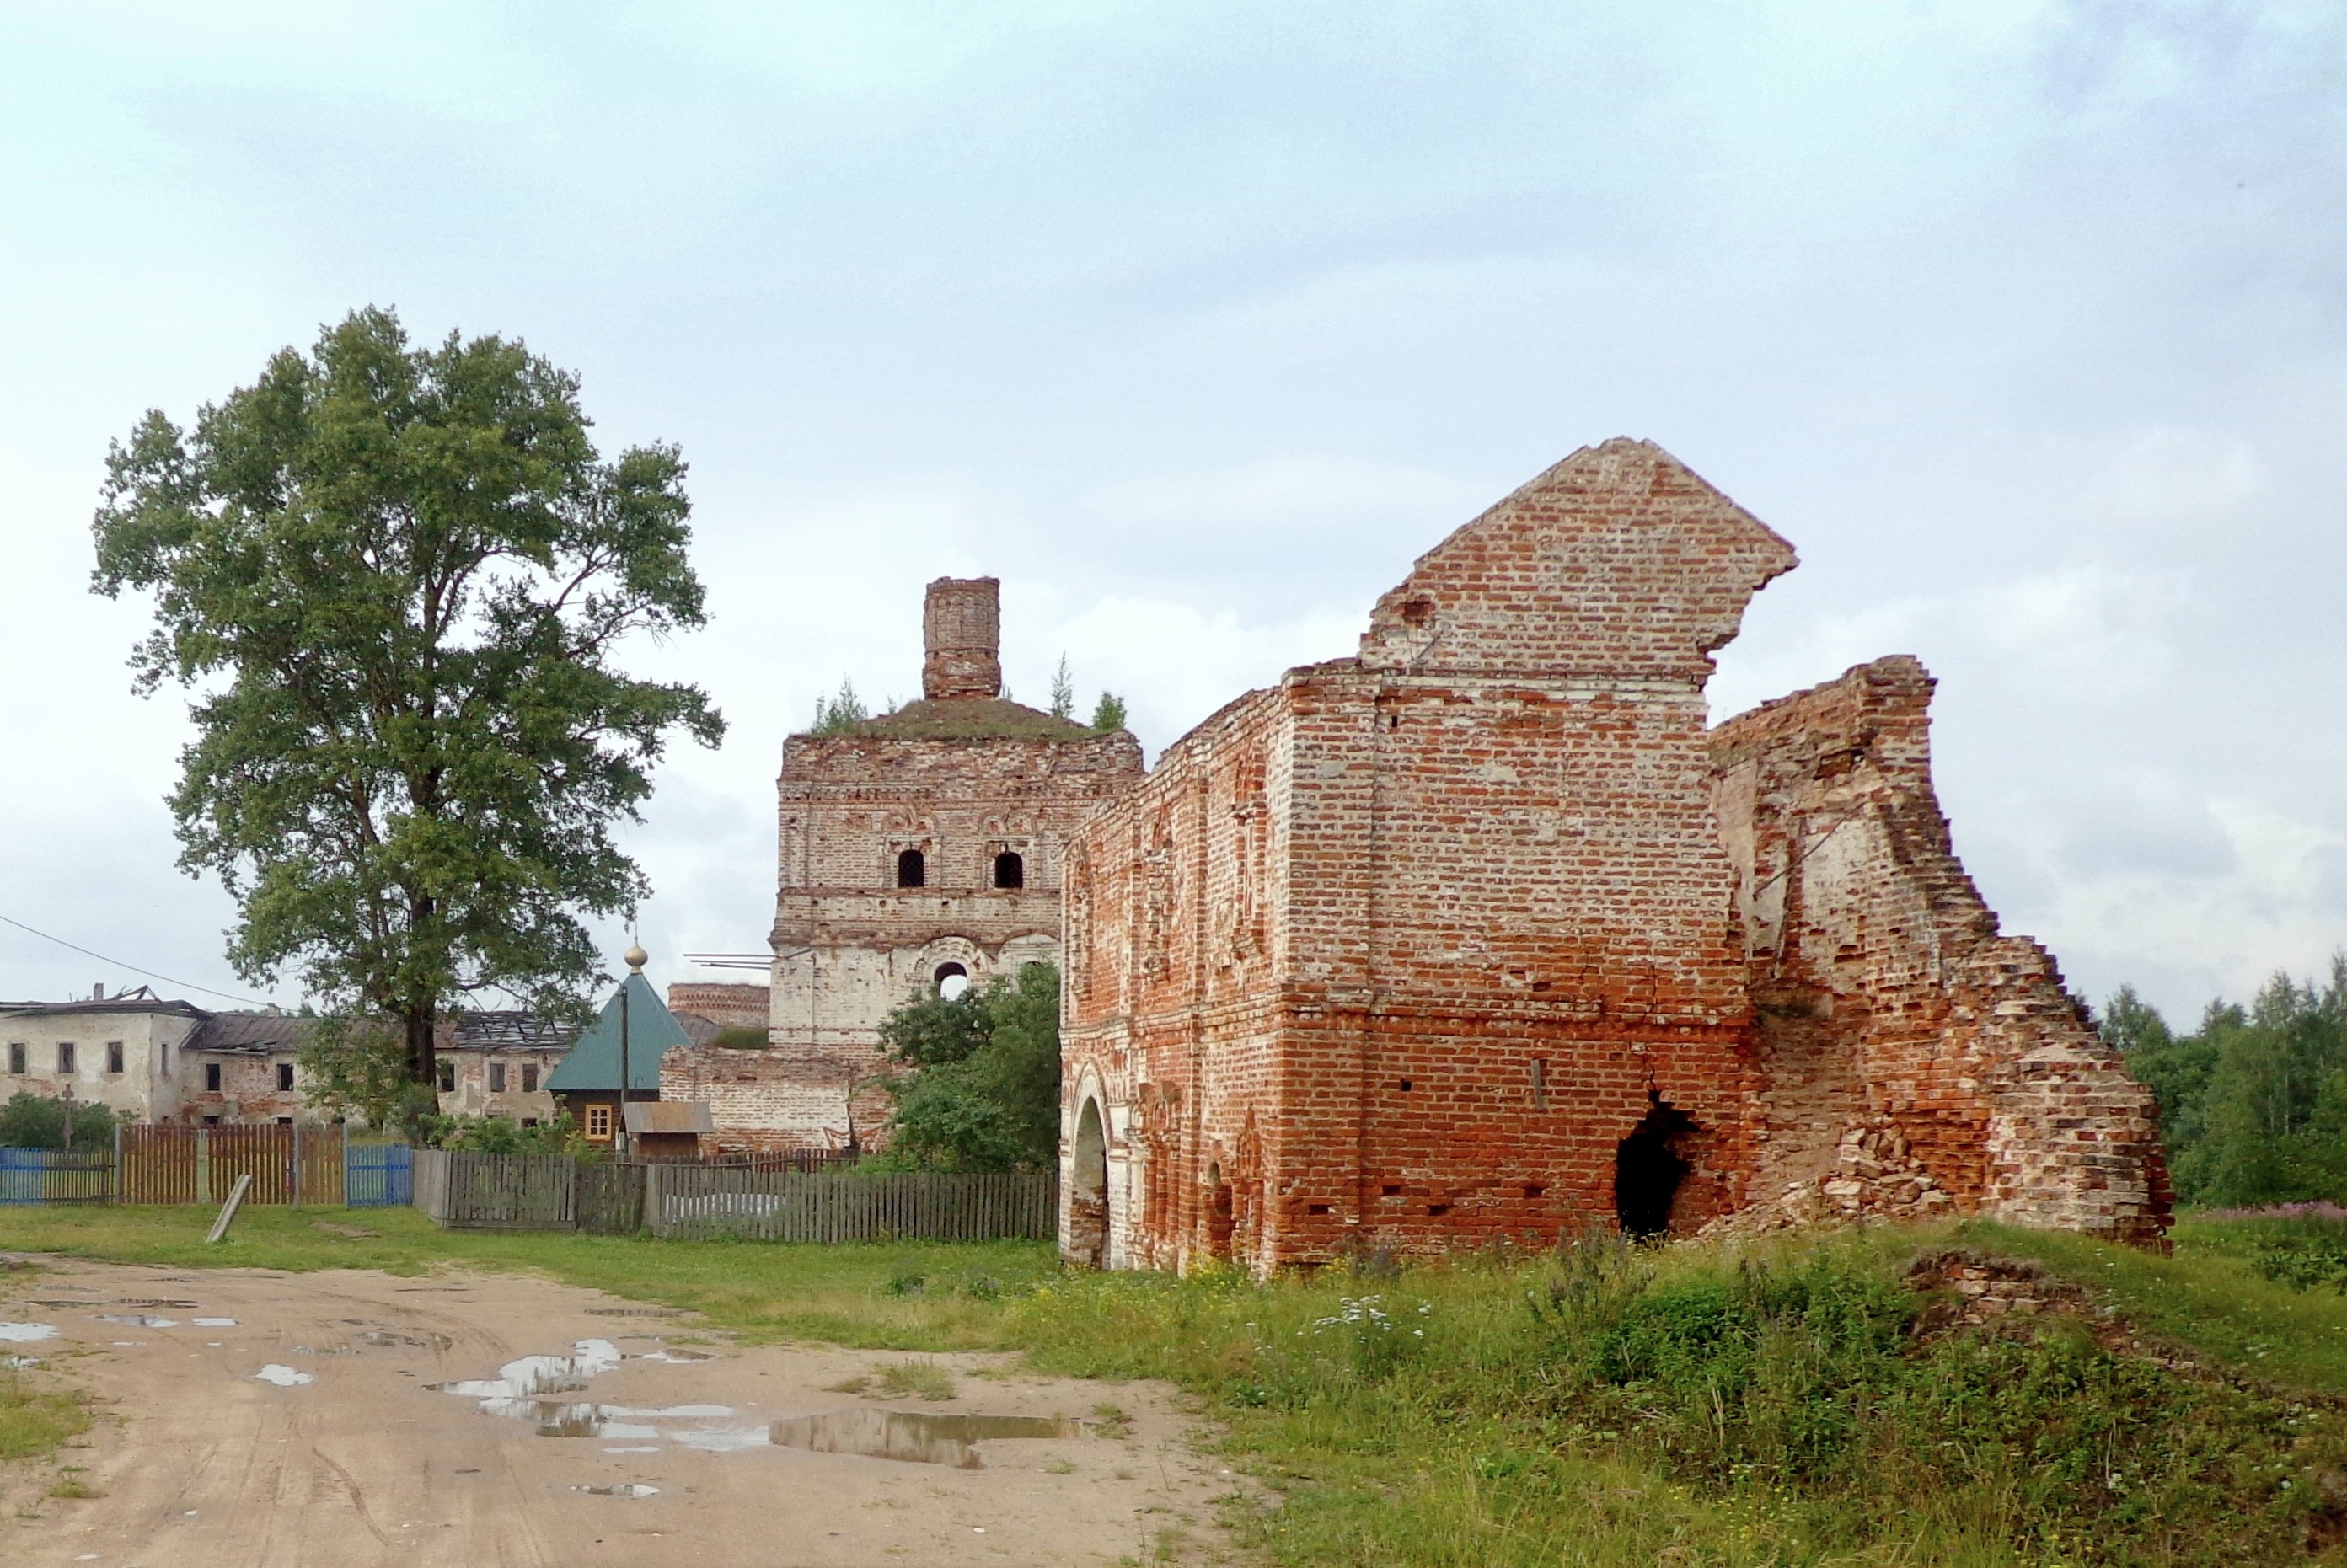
[413,1147,453,1223]
[115,1125,346,1207]
[447,1152,577,1230]
[576,1161,646,1235]
[646,1167,1055,1243]
[410,1150,1053,1242]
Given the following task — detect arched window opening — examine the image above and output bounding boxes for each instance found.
[934,961,970,1001]
[1615,1096,1699,1239]
[993,850,1025,890]
[896,848,925,888]
[1067,1097,1110,1268]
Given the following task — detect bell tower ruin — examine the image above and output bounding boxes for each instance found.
[665,577,1144,1153]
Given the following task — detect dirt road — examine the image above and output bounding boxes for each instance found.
[2,1256,1235,1567]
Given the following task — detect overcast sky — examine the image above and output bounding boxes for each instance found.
[1,2,2339,1026]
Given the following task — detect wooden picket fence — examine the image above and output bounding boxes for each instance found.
[116,1124,346,1206]
[413,1148,1054,1243]
[0,1148,115,1205]
[647,1165,1056,1243]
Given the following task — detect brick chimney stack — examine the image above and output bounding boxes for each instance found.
[922,577,1002,701]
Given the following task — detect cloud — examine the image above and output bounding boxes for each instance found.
[2088,426,2265,526]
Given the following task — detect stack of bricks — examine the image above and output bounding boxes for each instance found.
[1060,438,2172,1275]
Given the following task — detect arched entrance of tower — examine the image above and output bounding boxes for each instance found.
[1067,1096,1110,1268]
[1615,1095,1705,1239]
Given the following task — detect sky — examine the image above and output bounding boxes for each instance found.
[0,1,2340,1025]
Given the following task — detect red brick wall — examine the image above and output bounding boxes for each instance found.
[1064,440,2169,1273]
[1064,440,1798,1272]
[1709,656,2171,1242]
[665,982,769,1033]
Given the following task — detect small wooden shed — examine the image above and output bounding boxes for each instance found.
[623,1100,713,1162]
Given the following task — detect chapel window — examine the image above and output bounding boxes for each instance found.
[897,848,926,888]
[993,850,1025,890]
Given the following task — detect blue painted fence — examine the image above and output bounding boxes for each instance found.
[344,1143,413,1207]
[0,1147,115,1205]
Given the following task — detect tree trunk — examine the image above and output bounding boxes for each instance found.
[405,1002,437,1089]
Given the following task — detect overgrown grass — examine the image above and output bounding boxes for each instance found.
[0,1371,87,1464]
[8,1207,2347,1564]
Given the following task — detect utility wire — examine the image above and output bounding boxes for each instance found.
[0,911,274,1009]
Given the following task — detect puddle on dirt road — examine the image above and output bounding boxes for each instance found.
[1,1323,59,1342]
[489,1399,737,1438]
[573,1483,661,1497]
[766,1410,1096,1469]
[636,1348,716,1363]
[97,1313,180,1329]
[429,1340,622,1399]
[3,1355,41,1368]
[437,1338,765,1448]
[358,1330,450,1351]
[193,1317,237,1328]
[255,1365,314,1386]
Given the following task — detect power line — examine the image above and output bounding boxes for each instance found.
[0,911,274,1009]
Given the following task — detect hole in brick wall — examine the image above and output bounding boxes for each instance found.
[993,850,1024,890]
[1397,1079,1413,1092]
[1426,1203,1450,1217]
[1306,1202,1331,1216]
[1380,1184,1402,1196]
[1616,1096,1698,1239]
[1524,1184,1546,1199]
[897,848,926,888]
[934,963,969,1001]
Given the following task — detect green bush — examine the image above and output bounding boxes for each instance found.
[0,1091,119,1150]
[412,1111,584,1155]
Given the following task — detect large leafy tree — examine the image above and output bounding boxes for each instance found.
[876,962,1062,1172]
[91,308,724,1103]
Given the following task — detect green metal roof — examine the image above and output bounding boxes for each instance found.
[544,974,689,1094]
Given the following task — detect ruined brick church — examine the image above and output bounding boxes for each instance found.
[667,437,2167,1265]
[1057,439,2170,1272]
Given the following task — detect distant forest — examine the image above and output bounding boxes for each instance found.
[2101,955,2347,1209]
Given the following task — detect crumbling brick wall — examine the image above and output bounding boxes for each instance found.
[665,982,770,1034]
[1709,656,2171,1243]
[1065,439,2170,1275]
[177,1052,303,1123]
[658,1041,891,1155]
[1064,440,1798,1274]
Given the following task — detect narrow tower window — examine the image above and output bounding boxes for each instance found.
[993,850,1025,889]
[897,848,926,888]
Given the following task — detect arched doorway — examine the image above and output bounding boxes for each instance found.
[1616,1097,1698,1239]
[1067,1097,1109,1268]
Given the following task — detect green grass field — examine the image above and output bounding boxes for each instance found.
[7,1207,2347,1565]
